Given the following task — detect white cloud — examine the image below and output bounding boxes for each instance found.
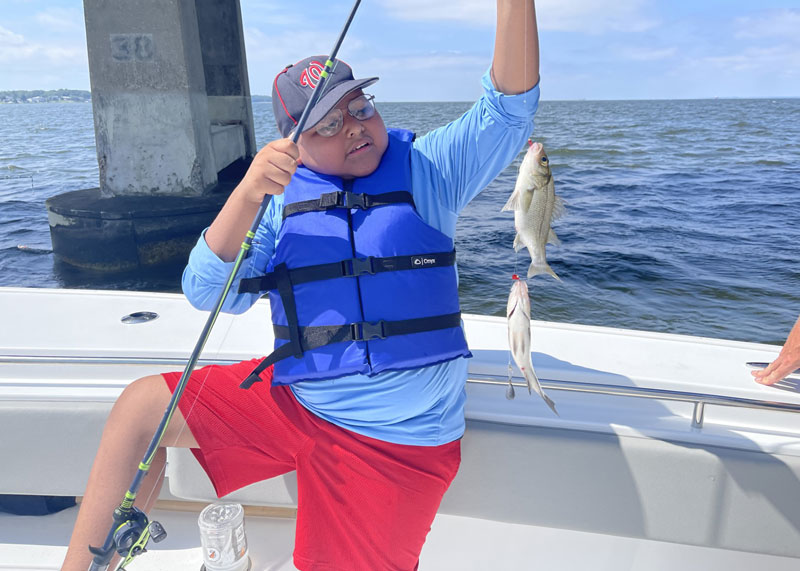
[697,45,800,75]
[244,26,365,63]
[376,0,493,25]
[724,10,800,82]
[0,24,85,66]
[0,25,26,46]
[617,46,677,62]
[377,0,658,33]
[735,10,800,40]
[243,26,369,93]
[34,8,83,32]
[538,0,658,33]
[355,53,487,101]
[361,52,486,72]
[240,0,304,28]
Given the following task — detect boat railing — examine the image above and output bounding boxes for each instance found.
[468,372,800,429]
[4,355,800,429]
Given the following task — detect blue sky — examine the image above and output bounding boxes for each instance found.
[1,0,799,101]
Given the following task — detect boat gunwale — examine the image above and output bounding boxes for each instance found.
[3,354,800,420]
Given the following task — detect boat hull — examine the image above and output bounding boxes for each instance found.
[2,287,799,568]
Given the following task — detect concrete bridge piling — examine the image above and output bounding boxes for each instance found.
[47,0,256,272]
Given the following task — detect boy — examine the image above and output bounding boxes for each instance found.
[64,1,541,569]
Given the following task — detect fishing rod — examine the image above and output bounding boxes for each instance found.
[87,1,363,569]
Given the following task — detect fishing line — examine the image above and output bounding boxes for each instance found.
[87,2,365,569]
[524,0,527,108]
[507,1,531,401]
[137,314,239,509]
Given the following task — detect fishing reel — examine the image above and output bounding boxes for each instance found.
[88,507,167,570]
[114,507,167,560]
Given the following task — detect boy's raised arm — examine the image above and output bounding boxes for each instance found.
[492,0,540,95]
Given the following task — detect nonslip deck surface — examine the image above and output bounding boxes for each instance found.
[2,504,799,571]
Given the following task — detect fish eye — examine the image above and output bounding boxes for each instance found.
[541,156,548,163]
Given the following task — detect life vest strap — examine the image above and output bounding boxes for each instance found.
[238,250,457,294]
[239,344,296,389]
[274,312,463,351]
[282,190,415,219]
[273,263,303,359]
[239,312,463,389]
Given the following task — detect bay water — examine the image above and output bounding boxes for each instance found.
[0,98,798,344]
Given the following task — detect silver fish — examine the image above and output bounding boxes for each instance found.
[506,276,558,415]
[502,141,565,280]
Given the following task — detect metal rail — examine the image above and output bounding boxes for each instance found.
[4,355,800,429]
[467,373,800,429]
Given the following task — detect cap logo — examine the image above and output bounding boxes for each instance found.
[299,61,325,89]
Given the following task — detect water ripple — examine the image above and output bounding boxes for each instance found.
[1,98,799,344]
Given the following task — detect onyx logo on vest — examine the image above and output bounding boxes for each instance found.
[300,61,325,89]
[412,256,437,267]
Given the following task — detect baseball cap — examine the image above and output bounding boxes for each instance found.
[271,56,379,138]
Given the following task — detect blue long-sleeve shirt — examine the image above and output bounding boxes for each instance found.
[183,70,540,445]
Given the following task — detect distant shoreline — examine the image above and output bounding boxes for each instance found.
[1,89,796,105]
[1,90,273,104]
[0,90,91,104]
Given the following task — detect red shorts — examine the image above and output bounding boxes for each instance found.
[162,359,461,571]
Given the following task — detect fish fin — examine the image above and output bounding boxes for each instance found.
[524,366,560,416]
[551,196,567,221]
[528,260,562,281]
[547,229,561,246]
[542,392,559,416]
[501,190,521,212]
[512,233,525,252]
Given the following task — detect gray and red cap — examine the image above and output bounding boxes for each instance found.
[271,56,379,138]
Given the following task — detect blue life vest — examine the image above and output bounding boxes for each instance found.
[238,129,471,386]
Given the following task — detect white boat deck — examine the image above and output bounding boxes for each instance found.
[3,503,800,571]
[2,287,800,569]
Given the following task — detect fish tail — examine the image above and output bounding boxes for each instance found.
[527,260,562,281]
[523,367,559,416]
[542,392,559,416]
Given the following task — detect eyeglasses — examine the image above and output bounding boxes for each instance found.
[314,94,376,137]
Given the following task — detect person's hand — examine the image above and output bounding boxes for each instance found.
[753,316,800,385]
[236,138,300,204]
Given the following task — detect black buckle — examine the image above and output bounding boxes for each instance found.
[341,191,369,210]
[318,192,340,209]
[351,320,387,341]
[342,256,375,277]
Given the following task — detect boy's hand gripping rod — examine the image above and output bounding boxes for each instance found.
[87,2,362,569]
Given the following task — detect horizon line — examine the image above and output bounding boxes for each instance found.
[3,89,799,104]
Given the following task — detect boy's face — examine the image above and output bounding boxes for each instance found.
[297,90,389,179]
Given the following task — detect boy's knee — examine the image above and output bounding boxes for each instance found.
[111,375,170,426]
[118,375,165,404]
